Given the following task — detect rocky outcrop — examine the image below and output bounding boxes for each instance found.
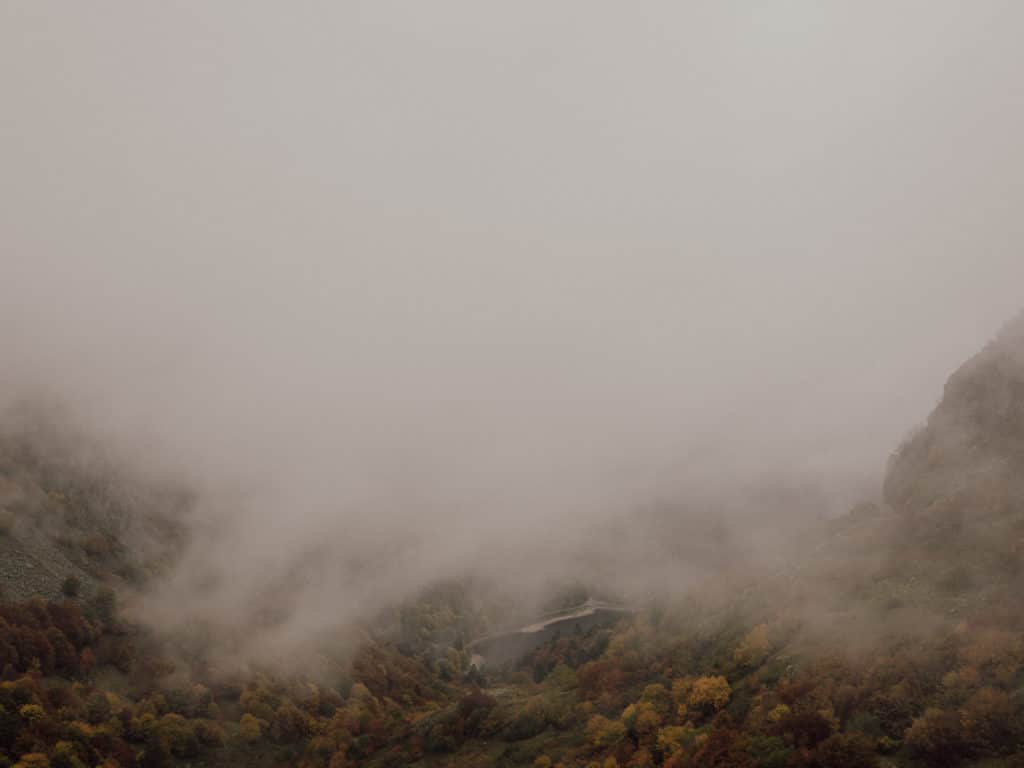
[0,530,94,602]
[884,311,1024,517]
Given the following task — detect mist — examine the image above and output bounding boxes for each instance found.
[3,2,1024,662]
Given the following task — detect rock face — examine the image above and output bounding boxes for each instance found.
[0,522,96,602]
[0,420,189,602]
[884,311,1024,517]
[0,461,98,601]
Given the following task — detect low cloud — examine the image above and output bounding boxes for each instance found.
[2,1,1024,665]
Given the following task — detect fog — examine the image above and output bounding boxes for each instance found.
[2,2,1024,660]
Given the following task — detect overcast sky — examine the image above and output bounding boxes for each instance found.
[3,2,1024,648]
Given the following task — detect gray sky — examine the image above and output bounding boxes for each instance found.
[2,2,1024,654]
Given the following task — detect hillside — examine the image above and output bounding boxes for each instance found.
[0,418,188,603]
[3,317,1024,768]
[885,311,1024,519]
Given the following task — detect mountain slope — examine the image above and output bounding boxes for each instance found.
[885,311,1024,519]
[4,317,1024,767]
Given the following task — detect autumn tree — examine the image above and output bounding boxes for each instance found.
[905,708,967,767]
[734,624,770,668]
[687,676,731,716]
[814,733,878,768]
[239,713,263,743]
[586,714,626,747]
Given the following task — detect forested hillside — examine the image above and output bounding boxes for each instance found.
[3,315,1024,768]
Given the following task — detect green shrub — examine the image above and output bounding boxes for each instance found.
[61,576,80,598]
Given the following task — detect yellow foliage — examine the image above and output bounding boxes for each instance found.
[961,687,1015,750]
[18,704,45,722]
[687,676,731,712]
[628,701,663,735]
[656,724,693,756]
[734,624,771,667]
[621,703,637,726]
[640,683,671,715]
[962,628,1019,669]
[906,707,962,756]
[67,721,95,738]
[586,714,627,747]
[942,665,980,693]
[670,677,693,704]
[239,712,263,743]
[349,682,373,703]
[132,713,159,742]
[818,706,840,733]
[102,691,126,715]
[50,742,84,768]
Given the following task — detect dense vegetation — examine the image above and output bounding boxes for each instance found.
[3,315,1024,767]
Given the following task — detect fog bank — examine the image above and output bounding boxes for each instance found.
[3,2,1024,657]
